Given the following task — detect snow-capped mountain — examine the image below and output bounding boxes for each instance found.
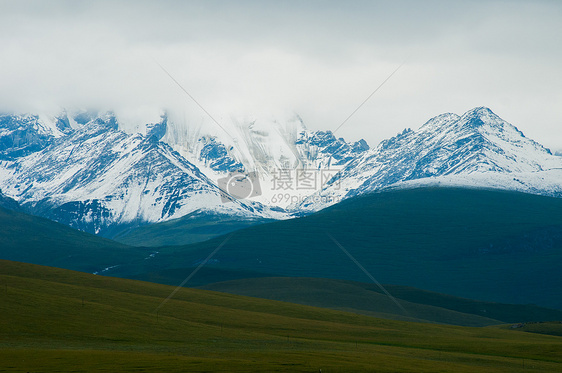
[299,107,562,211]
[0,113,71,159]
[153,113,370,207]
[2,106,560,236]
[0,109,368,235]
[0,112,286,235]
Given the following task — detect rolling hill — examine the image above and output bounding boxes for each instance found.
[107,187,562,309]
[0,205,150,273]
[3,186,562,319]
[200,277,562,327]
[111,210,273,246]
[2,259,562,372]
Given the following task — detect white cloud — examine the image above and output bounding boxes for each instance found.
[0,0,561,150]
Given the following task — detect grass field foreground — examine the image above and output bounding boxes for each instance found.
[1,260,562,372]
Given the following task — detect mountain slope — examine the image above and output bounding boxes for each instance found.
[0,112,72,159]
[0,205,148,273]
[0,110,368,237]
[300,107,562,211]
[112,210,274,247]
[107,187,562,310]
[0,113,285,236]
[201,277,562,326]
[0,188,19,210]
[159,113,370,208]
[2,106,561,244]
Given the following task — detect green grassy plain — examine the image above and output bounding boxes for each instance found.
[1,260,562,372]
[512,322,562,337]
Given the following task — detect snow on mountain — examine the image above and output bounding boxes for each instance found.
[0,109,367,235]
[0,113,73,159]
[0,112,286,235]
[154,113,370,207]
[295,130,370,169]
[3,105,558,235]
[299,107,562,211]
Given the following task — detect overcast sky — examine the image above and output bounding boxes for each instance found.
[1,0,561,150]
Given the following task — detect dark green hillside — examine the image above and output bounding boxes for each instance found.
[201,277,562,326]
[0,189,19,210]
[0,206,149,273]
[111,210,272,246]
[510,322,562,337]
[2,259,562,372]
[109,187,562,309]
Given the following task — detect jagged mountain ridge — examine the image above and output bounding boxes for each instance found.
[1,106,561,237]
[299,107,562,211]
[158,113,370,207]
[0,110,366,236]
[0,112,286,236]
[0,113,71,159]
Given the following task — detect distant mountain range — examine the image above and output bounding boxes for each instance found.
[0,109,368,236]
[299,107,562,211]
[0,111,290,236]
[0,107,561,239]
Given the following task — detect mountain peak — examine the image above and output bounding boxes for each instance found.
[298,107,562,211]
[460,106,501,126]
[420,112,460,131]
[420,107,501,132]
[465,106,495,115]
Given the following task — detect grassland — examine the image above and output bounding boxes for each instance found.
[1,260,562,372]
[511,322,562,337]
[200,277,562,326]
